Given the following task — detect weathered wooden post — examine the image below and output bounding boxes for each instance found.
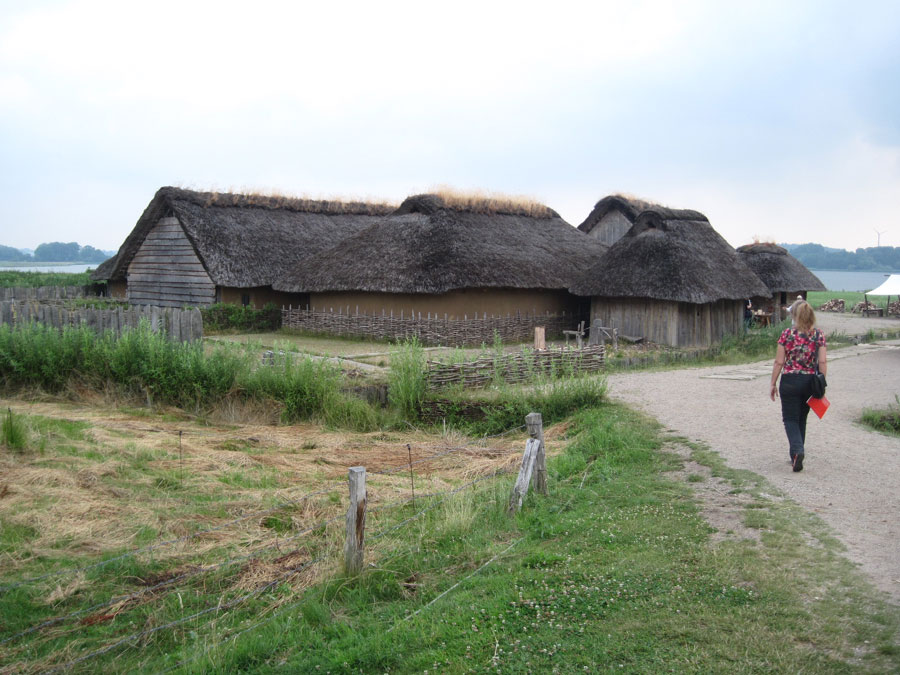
[534,326,546,351]
[526,412,547,495]
[344,466,367,575]
[509,438,540,513]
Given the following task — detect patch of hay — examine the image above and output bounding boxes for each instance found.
[430,186,554,218]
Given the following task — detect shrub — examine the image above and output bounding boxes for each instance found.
[201,303,281,332]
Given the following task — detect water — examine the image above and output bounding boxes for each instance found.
[809,270,895,293]
[0,264,93,273]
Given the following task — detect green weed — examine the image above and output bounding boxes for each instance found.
[388,337,426,418]
[1,407,28,451]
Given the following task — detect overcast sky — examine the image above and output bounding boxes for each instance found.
[1,0,898,252]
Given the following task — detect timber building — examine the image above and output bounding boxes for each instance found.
[571,207,769,347]
[273,193,609,320]
[92,187,394,308]
[736,243,826,321]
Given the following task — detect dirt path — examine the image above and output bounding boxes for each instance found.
[607,334,900,603]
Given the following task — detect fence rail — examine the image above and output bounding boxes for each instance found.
[425,344,605,388]
[0,301,203,342]
[282,306,578,346]
[0,285,90,301]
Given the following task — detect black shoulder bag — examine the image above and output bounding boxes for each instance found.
[810,329,827,399]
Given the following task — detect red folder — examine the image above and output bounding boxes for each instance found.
[807,395,830,419]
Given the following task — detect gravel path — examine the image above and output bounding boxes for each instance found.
[607,317,900,603]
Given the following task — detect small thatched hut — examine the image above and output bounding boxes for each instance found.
[92,187,394,308]
[273,193,609,321]
[570,207,769,347]
[577,194,659,246]
[736,243,826,321]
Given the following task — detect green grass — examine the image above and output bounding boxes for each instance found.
[808,290,895,311]
[0,270,94,287]
[860,396,900,436]
[1,404,897,673]
[0,323,383,429]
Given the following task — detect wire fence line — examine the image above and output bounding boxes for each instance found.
[29,464,521,674]
[1,429,527,594]
[1,431,531,669]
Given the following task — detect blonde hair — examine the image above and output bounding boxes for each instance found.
[794,300,816,333]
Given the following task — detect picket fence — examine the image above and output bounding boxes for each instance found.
[282,306,576,346]
[425,345,606,389]
[0,301,203,342]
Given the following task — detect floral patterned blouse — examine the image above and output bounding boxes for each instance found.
[778,327,826,374]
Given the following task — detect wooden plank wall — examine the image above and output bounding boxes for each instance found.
[127,217,215,307]
[0,301,203,342]
[591,297,744,347]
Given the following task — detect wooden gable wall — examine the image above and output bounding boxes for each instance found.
[127,217,216,307]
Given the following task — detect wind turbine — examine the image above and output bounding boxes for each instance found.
[874,228,886,247]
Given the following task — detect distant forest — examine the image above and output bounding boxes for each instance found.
[780,243,900,271]
[0,242,115,264]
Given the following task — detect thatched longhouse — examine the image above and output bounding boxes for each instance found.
[577,194,658,247]
[274,193,609,321]
[92,187,394,308]
[736,243,826,321]
[571,207,769,347]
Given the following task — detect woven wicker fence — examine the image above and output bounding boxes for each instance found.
[425,345,606,389]
[0,301,203,343]
[282,306,578,346]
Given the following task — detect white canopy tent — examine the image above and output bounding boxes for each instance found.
[867,274,900,296]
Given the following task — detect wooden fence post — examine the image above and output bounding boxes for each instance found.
[534,326,546,351]
[344,466,367,575]
[508,438,540,513]
[526,412,548,495]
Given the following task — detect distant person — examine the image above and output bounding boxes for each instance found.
[744,299,753,328]
[769,300,827,472]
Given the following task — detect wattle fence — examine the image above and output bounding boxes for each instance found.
[282,306,577,346]
[425,345,606,389]
[0,301,203,342]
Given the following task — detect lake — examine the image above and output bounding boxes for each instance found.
[809,270,896,292]
[0,264,94,273]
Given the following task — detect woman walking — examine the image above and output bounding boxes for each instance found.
[769,300,827,472]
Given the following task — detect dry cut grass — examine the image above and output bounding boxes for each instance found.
[430,186,556,218]
[174,186,398,216]
[0,398,533,580]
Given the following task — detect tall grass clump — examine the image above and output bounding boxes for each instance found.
[719,321,787,360]
[1,407,28,451]
[388,337,426,418]
[860,395,900,436]
[0,323,381,428]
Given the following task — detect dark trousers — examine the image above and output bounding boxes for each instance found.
[779,374,814,458]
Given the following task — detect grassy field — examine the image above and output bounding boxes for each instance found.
[0,270,94,287]
[1,399,897,673]
[808,289,897,311]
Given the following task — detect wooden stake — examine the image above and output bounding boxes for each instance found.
[526,412,547,495]
[344,467,367,575]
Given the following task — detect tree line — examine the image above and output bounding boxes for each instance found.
[0,242,114,264]
[781,243,900,271]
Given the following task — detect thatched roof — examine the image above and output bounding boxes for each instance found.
[577,194,660,234]
[91,254,117,281]
[91,187,396,286]
[570,207,769,302]
[736,243,826,293]
[273,193,609,294]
